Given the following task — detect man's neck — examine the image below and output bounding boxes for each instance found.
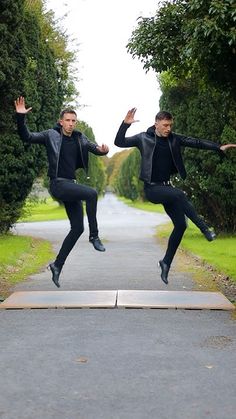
[155,130,166,138]
[62,129,72,137]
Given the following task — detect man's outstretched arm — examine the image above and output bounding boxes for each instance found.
[15,96,48,145]
[96,144,109,155]
[85,136,109,155]
[14,96,32,114]
[114,108,141,148]
[179,132,236,154]
[220,144,236,152]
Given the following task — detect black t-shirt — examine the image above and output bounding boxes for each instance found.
[57,134,81,179]
[151,136,176,182]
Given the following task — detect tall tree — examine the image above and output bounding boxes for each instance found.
[114,149,143,201]
[126,0,236,232]
[0,0,77,233]
[127,0,236,94]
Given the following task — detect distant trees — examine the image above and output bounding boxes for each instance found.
[105,149,132,189]
[113,149,143,201]
[113,0,236,232]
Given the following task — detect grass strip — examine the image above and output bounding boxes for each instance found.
[119,196,165,213]
[0,234,54,297]
[119,197,236,282]
[157,221,236,281]
[20,198,67,222]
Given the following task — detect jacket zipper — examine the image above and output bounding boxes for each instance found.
[78,136,90,179]
[150,135,157,180]
[55,130,63,178]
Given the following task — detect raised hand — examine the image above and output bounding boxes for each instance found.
[97,144,109,154]
[14,96,32,114]
[124,108,139,125]
[220,144,236,152]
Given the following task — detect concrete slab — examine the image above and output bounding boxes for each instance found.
[117,290,235,310]
[0,290,117,309]
[1,290,234,310]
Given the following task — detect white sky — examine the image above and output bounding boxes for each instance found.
[46,0,161,155]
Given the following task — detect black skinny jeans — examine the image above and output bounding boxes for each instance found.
[144,183,208,267]
[50,179,98,268]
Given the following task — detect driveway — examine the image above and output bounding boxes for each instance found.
[0,193,235,419]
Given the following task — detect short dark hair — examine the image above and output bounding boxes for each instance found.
[155,111,173,121]
[59,108,77,119]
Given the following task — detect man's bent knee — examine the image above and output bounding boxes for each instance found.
[88,189,98,202]
[71,225,84,238]
[176,190,187,201]
[180,220,187,232]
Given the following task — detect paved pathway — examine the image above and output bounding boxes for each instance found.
[0,193,235,419]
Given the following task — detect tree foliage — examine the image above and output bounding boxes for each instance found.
[160,76,236,232]
[127,0,236,94]
[0,0,78,233]
[105,149,132,189]
[114,149,143,201]
[124,0,236,232]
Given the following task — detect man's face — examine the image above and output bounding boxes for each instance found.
[59,112,77,136]
[155,118,173,137]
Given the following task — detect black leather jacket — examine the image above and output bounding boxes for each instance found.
[16,113,105,179]
[115,122,223,182]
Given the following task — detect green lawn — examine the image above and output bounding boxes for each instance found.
[20,198,67,222]
[0,233,54,297]
[119,197,236,282]
[157,221,236,281]
[120,197,165,213]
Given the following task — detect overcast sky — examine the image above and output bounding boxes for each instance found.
[46,0,161,155]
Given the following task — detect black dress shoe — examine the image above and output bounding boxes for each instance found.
[158,260,170,285]
[202,229,216,242]
[89,237,106,252]
[49,262,61,288]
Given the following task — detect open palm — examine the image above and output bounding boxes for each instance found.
[14,96,32,114]
[124,107,139,124]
